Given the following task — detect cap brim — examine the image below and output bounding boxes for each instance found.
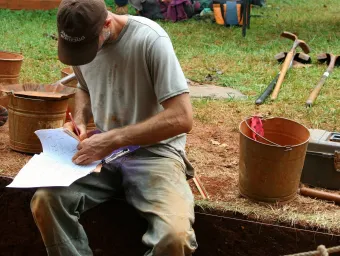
[58,37,99,66]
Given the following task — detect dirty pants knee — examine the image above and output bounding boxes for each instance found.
[31,148,197,256]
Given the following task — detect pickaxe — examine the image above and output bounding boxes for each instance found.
[255,52,311,105]
[270,32,311,100]
[305,53,340,107]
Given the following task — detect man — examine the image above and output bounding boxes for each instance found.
[30,0,198,255]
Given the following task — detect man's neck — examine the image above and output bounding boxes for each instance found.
[107,12,128,43]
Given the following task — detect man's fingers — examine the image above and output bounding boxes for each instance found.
[77,143,83,151]
[78,124,87,141]
[63,122,74,132]
[72,146,84,161]
[72,153,91,165]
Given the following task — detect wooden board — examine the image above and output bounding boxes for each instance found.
[0,0,61,10]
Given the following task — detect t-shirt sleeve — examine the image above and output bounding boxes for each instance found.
[72,66,89,92]
[147,36,189,104]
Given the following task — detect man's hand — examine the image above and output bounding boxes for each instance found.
[63,121,87,141]
[71,92,192,165]
[72,132,116,165]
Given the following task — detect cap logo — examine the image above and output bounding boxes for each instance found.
[60,31,85,42]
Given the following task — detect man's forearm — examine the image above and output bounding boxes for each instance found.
[105,93,193,148]
[113,109,191,148]
[74,88,92,125]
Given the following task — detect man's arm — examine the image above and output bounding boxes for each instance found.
[72,92,192,165]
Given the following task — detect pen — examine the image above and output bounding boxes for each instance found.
[101,148,130,165]
[68,112,80,137]
[101,146,140,165]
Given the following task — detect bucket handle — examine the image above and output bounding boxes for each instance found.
[244,116,293,151]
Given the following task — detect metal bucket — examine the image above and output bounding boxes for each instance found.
[238,117,310,204]
[0,51,24,107]
[8,95,68,154]
[61,67,96,130]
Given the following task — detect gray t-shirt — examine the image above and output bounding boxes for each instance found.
[73,16,194,177]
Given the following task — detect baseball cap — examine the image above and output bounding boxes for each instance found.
[57,0,108,66]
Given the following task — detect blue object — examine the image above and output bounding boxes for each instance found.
[225,1,238,26]
[102,145,140,164]
[115,0,128,7]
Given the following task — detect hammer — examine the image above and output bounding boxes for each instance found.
[255,52,311,105]
[305,53,340,107]
[271,32,311,100]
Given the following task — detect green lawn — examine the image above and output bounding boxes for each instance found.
[0,0,339,131]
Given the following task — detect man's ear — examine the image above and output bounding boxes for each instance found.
[103,17,112,29]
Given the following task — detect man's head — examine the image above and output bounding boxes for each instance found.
[57,0,109,66]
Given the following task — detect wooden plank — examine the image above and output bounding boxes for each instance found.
[0,0,9,9]
[1,0,61,10]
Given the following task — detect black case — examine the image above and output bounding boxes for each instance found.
[301,129,340,190]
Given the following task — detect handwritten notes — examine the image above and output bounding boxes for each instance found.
[7,128,100,188]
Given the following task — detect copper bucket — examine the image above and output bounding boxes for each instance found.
[0,51,24,107]
[8,95,69,154]
[61,67,96,130]
[238,117,310,204]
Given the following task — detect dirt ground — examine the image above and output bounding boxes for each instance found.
[1,108,340,234]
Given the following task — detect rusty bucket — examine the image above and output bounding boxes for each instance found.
[0,51,24,107]
[238,117,310,204]
[8,95,69,154]
[61,66,96,130]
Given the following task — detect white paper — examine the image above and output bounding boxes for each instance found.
[7,128,100,188]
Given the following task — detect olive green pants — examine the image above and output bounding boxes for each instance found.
[31,148,197,255]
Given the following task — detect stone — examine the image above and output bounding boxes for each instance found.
[189,85,246,99]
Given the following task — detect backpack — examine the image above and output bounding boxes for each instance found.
[212,0,245,26]
[139,0,199,22]
[139,0,167,20]
[212,0,265,26]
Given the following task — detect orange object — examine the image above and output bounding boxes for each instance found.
[212,2,244,26]
[299,187,340,205]
[8,95,68,153]
[239,117,310,204]
[68,112,80,137]
[193,175,210,200]
[0,51,24,108]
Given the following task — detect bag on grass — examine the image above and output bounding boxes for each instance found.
[139,0,167,20]
[212,0,246,26]
[139,0,198,22]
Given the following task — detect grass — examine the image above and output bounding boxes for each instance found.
[0,0,339,131]
[195,198,340,234]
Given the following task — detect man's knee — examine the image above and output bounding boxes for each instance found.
[155,225,197,255]
[30,188,60,218]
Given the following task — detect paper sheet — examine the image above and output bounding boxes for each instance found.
[7,128,100,188]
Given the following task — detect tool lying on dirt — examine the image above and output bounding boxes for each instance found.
[299,186,340,205]
[255,52,311,105]
[193,174,209,200]
[306,53,340,107]
[285,244,340,256]
[271,32,311,100]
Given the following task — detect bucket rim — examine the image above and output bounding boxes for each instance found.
[0,51,24,61]
[239,116,310,148]
[8,94,69,102]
